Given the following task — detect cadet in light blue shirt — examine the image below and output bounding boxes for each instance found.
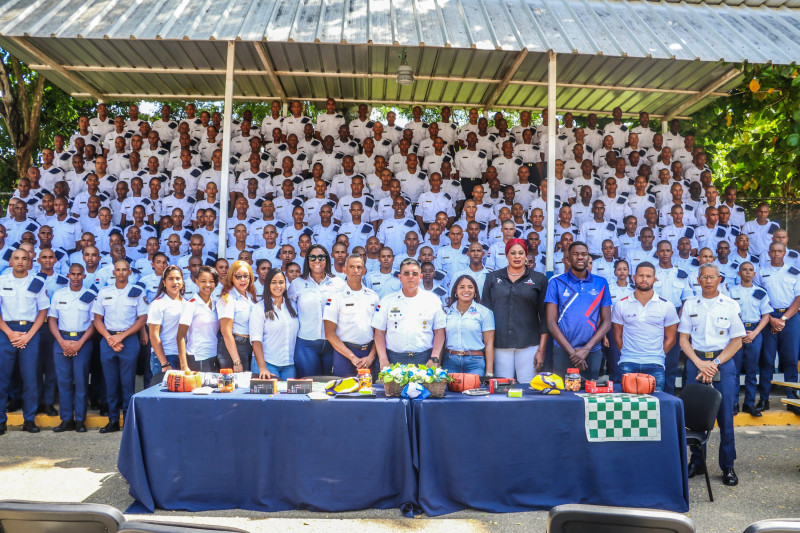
[653,240,692,394]
[729,261,772,416]
[443,273,495,376]
[755,242,800,411]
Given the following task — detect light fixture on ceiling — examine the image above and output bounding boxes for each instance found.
[396,47,414,85]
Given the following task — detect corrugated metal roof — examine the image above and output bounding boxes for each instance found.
[0,0,797,117]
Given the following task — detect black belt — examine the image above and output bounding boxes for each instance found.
[344,341,373,351]
[107,330,126,335]
[773,308,788,314]
[697,350,722,359]
[60,330,86,338]
[387,348,432,358]
[743,322,756,328]
[6,320,31,326]
[461,177,482,181]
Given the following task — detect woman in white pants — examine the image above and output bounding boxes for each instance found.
[481,238,548,383]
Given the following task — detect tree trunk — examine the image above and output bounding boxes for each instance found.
[0,54,46,182]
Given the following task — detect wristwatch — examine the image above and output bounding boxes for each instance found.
[712,358,721,366]
[781,315,788,321]
[430,356,440,364]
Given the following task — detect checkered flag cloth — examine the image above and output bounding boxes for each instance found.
[578,393,661,442]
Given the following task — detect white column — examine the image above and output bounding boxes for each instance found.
[217,41,235,259]
[661,119,668,134]
[545,50,557,278]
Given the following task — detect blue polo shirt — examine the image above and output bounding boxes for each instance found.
[545,270,611,352]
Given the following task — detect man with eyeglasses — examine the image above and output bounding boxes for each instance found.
[679,263,745,486]
[372,258,446,368]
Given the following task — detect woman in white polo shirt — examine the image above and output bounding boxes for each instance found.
[177,266,220,372]
[146,265,187,376]
[217,260,258,372]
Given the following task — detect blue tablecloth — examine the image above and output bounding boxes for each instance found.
[118,386,417,513]
[411,390,689,516]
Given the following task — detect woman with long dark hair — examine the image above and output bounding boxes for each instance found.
[443,274,495,376]
[217,260,258,372]
[177,266,220,372]
[250,268,299,379]
[146,265,186,376]
[287,244,345,376]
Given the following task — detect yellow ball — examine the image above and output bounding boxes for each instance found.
[531,373,565,395]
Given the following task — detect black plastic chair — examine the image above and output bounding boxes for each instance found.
[150,371,166,387]
[0,500,125,533]
[547,504,695,532]
[744,519,800,533]
[119,521,250,533]
[679,382,722,502]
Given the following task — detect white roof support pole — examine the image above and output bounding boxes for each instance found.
[545,50,557,278]
[217,40,235,260]
[662,120,668,134]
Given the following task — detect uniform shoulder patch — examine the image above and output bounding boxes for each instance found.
[788,266,800,276]
[403,219,417,228]
[56,275,68,285]
[676,269,688,279]
[478,150,487,159]
[606,223,615,232]
[360,224,373,234]
[753,289,767,300]
[79,289,97,303]
[685,227,695,238]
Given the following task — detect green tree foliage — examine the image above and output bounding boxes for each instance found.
[690,63,800,198]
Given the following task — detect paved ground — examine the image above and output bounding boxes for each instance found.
[1,425,799,532]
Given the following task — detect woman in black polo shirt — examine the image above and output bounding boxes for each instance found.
[482,238,548,383]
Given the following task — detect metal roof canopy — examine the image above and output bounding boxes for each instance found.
[1,0,799,267]
[0,0,799,119]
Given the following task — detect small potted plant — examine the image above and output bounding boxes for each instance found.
[379,364,451,398]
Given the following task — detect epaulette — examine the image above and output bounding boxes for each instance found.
[753,289,767,300]
[203,258,216,267]
[606,223,615,232]
[127,281,145,298]
[25,222,39,231]
[715,227,727,238]
[768,222,780,234]
[685,227,695,238]
[620,125,628,131]
[55,274,68,286]
[301,227,313,237]
[291,198,303,207]
[79,289,97,303]
[187,196,197,203]
[616,197,626,204]
[690,258,700,267]
[403,219,417,228]
[301,117,311,124]
[478,150,487,159]
[360,224,373,234]
[789,266,800,276]
[432,286,447,296]
[334,152,345,160]
[676,269,688,279]
[190,168,202,177]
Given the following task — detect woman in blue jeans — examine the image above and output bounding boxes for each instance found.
[442,274,495,376]
[287,245,345,377]
[250,268,298,380]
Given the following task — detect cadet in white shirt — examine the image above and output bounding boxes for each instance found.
[0,249,51,434]
[372,258,447,367]
[250,268,299,380]
[217,261,258,373]
[146,265,186,376]
[324,254,380,377]
[288,245,346,377]
[92,260,148,434]
[611,261,679,390]
[177,266,220,372]
[48,263,97,432]
[678,263,745,487]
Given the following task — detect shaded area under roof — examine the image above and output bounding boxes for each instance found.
[0,0,798,118]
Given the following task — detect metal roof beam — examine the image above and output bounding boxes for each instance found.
[482,48,528,112]
[7,36,102,101]
[71,91,690,119]
[253,41,287,103]
[28,63,728,99]
[661,68,741,121]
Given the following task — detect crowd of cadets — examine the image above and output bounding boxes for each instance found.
[0,98,797,435]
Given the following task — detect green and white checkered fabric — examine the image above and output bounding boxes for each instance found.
[578,393,661,442]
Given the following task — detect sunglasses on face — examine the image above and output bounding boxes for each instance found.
[308,254,327,262]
